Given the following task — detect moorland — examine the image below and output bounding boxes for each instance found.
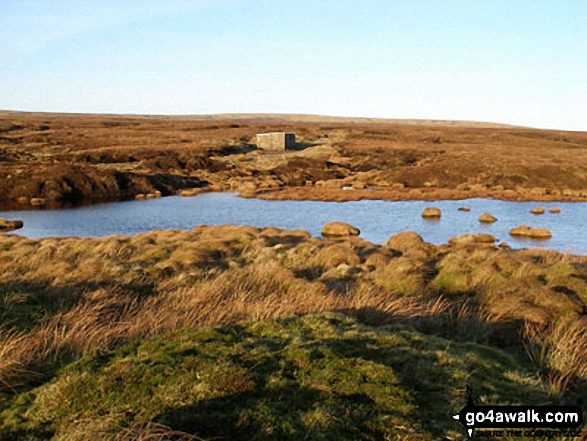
[1,111,587,208]
[0,111,586,440]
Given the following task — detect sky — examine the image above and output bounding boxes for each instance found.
[1,0,586,131]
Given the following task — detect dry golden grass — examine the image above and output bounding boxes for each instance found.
[0,225,586,403]
[0,330,31,392]
[524,317,587,400]
[50,420,200,441]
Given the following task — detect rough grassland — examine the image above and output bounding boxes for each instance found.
[1,112,587,208]
[1,314,548,440]
[1,226,586,439]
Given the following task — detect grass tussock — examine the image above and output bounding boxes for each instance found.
[0,330,32,392]
[0,225,586,438]
[524,317,587,401]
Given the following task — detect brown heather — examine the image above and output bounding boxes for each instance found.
[1,225,586,403]
[1,111,587,208]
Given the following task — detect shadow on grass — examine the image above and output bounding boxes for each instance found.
[0,280,158,332]
[290,142,318,151]
[213,144,256,156]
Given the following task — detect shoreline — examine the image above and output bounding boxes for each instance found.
[2,185,587,212]
[244,186,587,203]
[2,194,585,256]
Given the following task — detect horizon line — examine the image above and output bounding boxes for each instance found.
[0,109,545,130]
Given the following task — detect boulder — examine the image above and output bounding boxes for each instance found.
[30,198,45,206]
[526,228,552,239]
[322,222,360,238]
[448,233,496,246]
[478,213,497,223]
[549,207,561,214]
[135,194,145,200]
[509,225,552,239]
[458,206,471,212]
[421,207,441,219]
[385,231,425,252]
[0,218,23,232]
[530,207,545,215]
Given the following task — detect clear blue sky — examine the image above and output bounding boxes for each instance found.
[1,1,585,130]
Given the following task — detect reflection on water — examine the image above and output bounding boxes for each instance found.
[0,193,585,254]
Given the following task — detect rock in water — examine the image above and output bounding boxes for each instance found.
[322,222,360,238]
[449,233,496,246]
[421,207,441,219]
[509,225,552,239]
[478,213,497,223]
[530,207,545,215]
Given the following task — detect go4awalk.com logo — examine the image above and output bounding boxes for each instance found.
[452,389,583,438]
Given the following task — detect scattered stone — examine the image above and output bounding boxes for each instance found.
[478,213,497,223]
[154,190,162,198]
[145,193,156,199]
[0,218,23,232]
[30,198,45,206]
[135,194,145,200]
[530,207,545,215]
[458,206,471,212]
[322,222,360,238]
[421,207,441,219]
[17,197,29,204]
[448,233,496,246]
[509,225,552,239]
[549,207,561,214]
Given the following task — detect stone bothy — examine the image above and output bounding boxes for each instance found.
[256,132,296,151]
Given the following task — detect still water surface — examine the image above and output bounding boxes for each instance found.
[0,193,584,254]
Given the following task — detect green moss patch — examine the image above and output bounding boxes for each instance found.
[1,314,547,440]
